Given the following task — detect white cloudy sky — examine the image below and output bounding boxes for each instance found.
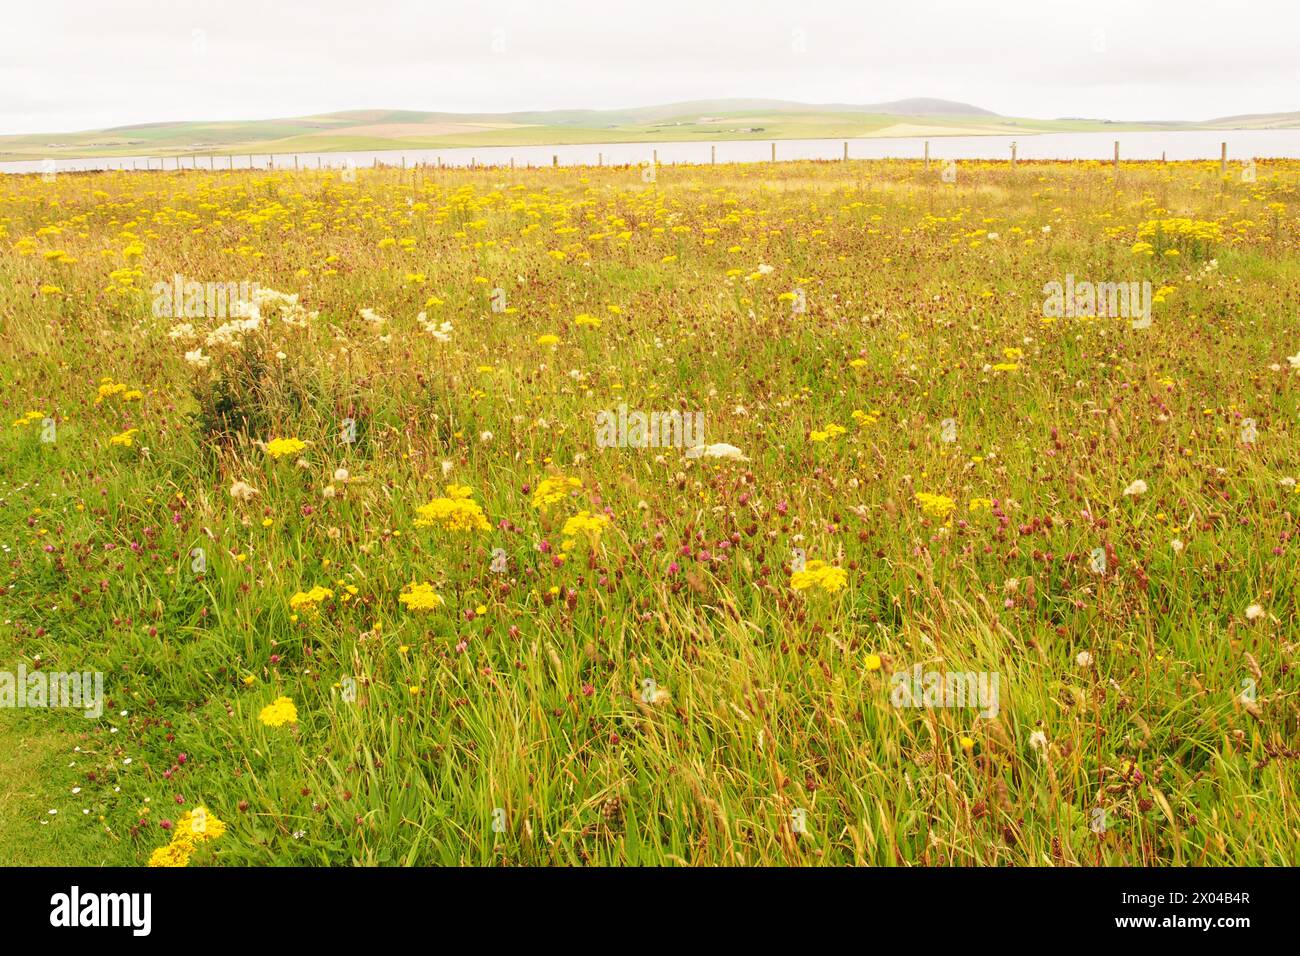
[2,0,1296,134]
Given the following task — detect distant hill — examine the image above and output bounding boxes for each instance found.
[830,98,1000,117]
[1,98,1295,162]
[1203,110,1300,128]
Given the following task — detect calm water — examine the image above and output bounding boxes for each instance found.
[4,129,1300,175]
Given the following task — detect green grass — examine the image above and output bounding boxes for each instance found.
[0,712,132,865]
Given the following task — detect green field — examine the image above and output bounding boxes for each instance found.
[4,98,1287,163]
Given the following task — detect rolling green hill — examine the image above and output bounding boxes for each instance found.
[2,99,1296,162]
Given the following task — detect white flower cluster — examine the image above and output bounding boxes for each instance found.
[187,287,317,350]
[417,311,453,342]
[205,310,261,347]
[253,288,315,326]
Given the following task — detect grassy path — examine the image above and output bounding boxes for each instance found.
[0,712,124,866]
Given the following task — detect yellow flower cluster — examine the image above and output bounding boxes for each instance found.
[1137,217,1225,244]
[11,410,44,428]
[414,485,491,533]
[531,475,582,512]
[147,807,227,867]
[915,492,958,521]
[289,585,334,616]
[264,436,307,459]
[790,559,848,592]
[94,377,140,404]
[810,423,847,442]
[560,510,611,550]
[399,581,445,612]
[259,696,298,727]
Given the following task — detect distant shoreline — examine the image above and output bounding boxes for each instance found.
[4,111,1295,164]
[0,128,1279,164]
[5,129,1300,172]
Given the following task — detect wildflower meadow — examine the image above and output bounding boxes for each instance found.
[1,156,1297,866]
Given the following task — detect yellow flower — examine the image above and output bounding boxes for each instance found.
[12,410,45,428]
[573,313,601,328]
[560,510,611,548]
[259,696,298,727]
[414,487,490,533]
[109,428,139,447]
[264,437,307,459]
[810,423,846,443]
[289,585,334,616]
[148,842,191,867]
[399,581,445,612]
[176,807,227,842]
[531,475,582,512]
[915,492,957,521]
[536,334,560,346]
[148,807,227,867]
[95,381,127,404]
[790,559,848,592]
[864,654,882,671]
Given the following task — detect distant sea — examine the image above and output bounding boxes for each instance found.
[4,129,1300,174]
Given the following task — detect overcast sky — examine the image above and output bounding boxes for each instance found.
[2,0,1297,135]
